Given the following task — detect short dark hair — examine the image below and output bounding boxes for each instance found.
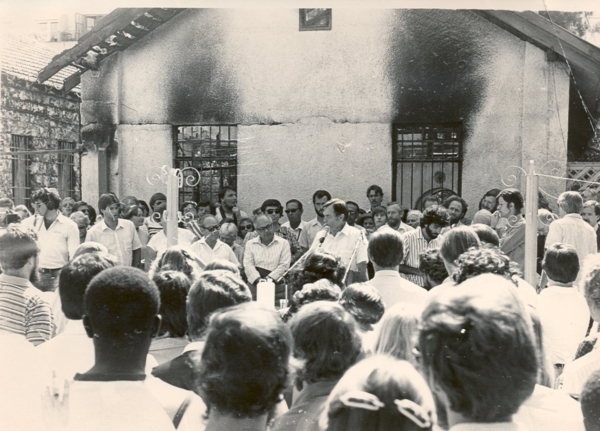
[368,230,403,268]
[152,270,191,337]
[180,201,198,212]
[149,193,167,209]
[421,206,450,228]
[323,198,348,220]
[260,199,282,212]
[59,252,118,320]
[218,186,236,202]
[121,204,142,220]
[543,243,580,284]
[584,199,600,217]
[297,250,345,288]
[286,199,303,210]
[366,185,383,197]
[356,213,374,227]
[84,267,160,338]
[346,201,359,211]
[198,303,292,418]
[497,188,524,213]
[31,188,61,210]
[419,248,449,285]
[453,247,521,285]
[339,283,385,327]
[443,195,468,217]
[313,190,332,204]
[439,226,481,264]
[581,370,600,431]
[290,301,362,384]
[187,270,252,339]
[419,276,537,422]
[0,224,39,269]
[470,224,500,247]
[97,193,119,212]
[371,206,387,217]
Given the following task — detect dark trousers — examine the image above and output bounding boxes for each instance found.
[35,268,61,292]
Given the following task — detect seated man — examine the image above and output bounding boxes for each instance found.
[152,270,252,391]
[52,267,205,431]
[190,215,239,267]
[419,274,537,430]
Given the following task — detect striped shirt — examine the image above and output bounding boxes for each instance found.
[0,273,53,345]
[400,228,441,287]
[243,235,291,284]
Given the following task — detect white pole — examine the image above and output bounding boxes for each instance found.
[166,168,179,247]
[524,160,538,286]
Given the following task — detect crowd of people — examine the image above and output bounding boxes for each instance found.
[1,182,600,430]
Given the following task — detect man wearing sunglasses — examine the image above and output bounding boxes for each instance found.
[191,215,239,267]
[280,199,310,251]
[243,199,305,262]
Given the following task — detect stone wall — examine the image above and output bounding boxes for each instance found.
[0,73,81,205]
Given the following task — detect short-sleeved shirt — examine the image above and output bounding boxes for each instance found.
[190,238,239,267]
[85,219,142,266]
[244,225,302,257]
[312,223,368,271]
[281,220,311,250]
[400,228,441,287]
[22,214,79,268]
[0,273,53,345]
[244,235,291,284]
[545,214,597,267]
[147,228,197,256]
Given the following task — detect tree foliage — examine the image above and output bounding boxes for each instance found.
[538,11,593,37]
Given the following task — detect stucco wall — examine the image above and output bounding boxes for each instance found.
[80,9,570,216]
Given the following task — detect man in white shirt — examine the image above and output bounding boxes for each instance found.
[281,199,311,250]
[306,190,331,246]
[367,229,427,309]
[538,244,590,369]
[546,191,597,268]
[145,218,198,270]
[191,215,239,267]
[85,194,142,266]
[581,199,600,252]
[22,188,79,292]
[378,202,413,235]
[312,199,368,284]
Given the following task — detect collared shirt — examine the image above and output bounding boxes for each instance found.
[312,223,368,271]
[190,238,239,267]
[146,228,197,255]
[546,213,597,267]
[244,235,291,284]
[369,270,427,309]
[538,284,590,365]
[400,227,441,287]
[0,273,53,345]
[22,214,79,268]
[281,220,310,249]
[244,225,302,257]
[377,222,414,236]
[85,219,142,266]
[306,217,325,247]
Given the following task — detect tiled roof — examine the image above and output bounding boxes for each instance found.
[0,33,80,92]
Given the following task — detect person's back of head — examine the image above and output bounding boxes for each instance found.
[0,197,15,211]
[152,270,191,337]
[84,267,160,341]
[289,301,362,385]
[419,274,537,423]
[543,243,580,284]
[204,258,240,275]
[339,283,385,332]
[187,270,252,340]
[323,355,435,431]
[453,246,521,285]
[470,223,500,247]
[368,230,404,269]
[0,224,39,270]
[73,242,109,258]
[558,191,584,215]
[581,370,600,431]
[299,250,344,287]
[373,304,420,364]
[438,226,481,265]
[286,279,343,322]
[198,303,292,419]
[59,252,118,320]
[149,245,203,280]
[418,248,449,288]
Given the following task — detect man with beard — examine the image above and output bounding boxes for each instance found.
[0,224,53,345]
[480,189,501,212]
[379,202,413,235]
[443,195,468,228]
[399,206,449,287]
[215,186,247,224]
[307,190,331,246]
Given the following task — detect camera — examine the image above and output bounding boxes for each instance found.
[0,211,20,228]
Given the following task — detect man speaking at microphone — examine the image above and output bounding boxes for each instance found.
[311,198,368,284]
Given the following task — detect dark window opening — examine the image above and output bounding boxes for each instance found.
[299,9,332,31]
[10,135,32,206]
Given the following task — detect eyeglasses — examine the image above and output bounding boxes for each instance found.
[203,225,219,232]
[285,208,299,214]
[266,209,281,215]
[256,224,273,233]
[240,224,253,230]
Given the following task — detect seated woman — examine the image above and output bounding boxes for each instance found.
[196,303,292,431]
[322,355,435,431]
[149,270,191,364]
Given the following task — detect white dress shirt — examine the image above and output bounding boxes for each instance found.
[306,217,325,247]
[538,283,590,365]
[190,238,239,267]
[85,219,142,266]
[368,270,427,309]
[312,223,368,271]
[546,214,597,267]
[244,235,291,284]
[281,220,310,249]
[147,228,197,255]
[22,214,79,268]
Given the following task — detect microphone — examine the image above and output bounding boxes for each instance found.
[319,226,330,245]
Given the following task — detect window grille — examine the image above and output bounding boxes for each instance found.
[173,126,238,205]
[10,135,32,205]
[392,124,463,210]
[57,141,78,199]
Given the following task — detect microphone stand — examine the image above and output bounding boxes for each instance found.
[342,230,366,285]
[275,226,330,284]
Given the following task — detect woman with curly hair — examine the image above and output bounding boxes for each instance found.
[287,250,345,297]
[148,245,204,282]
